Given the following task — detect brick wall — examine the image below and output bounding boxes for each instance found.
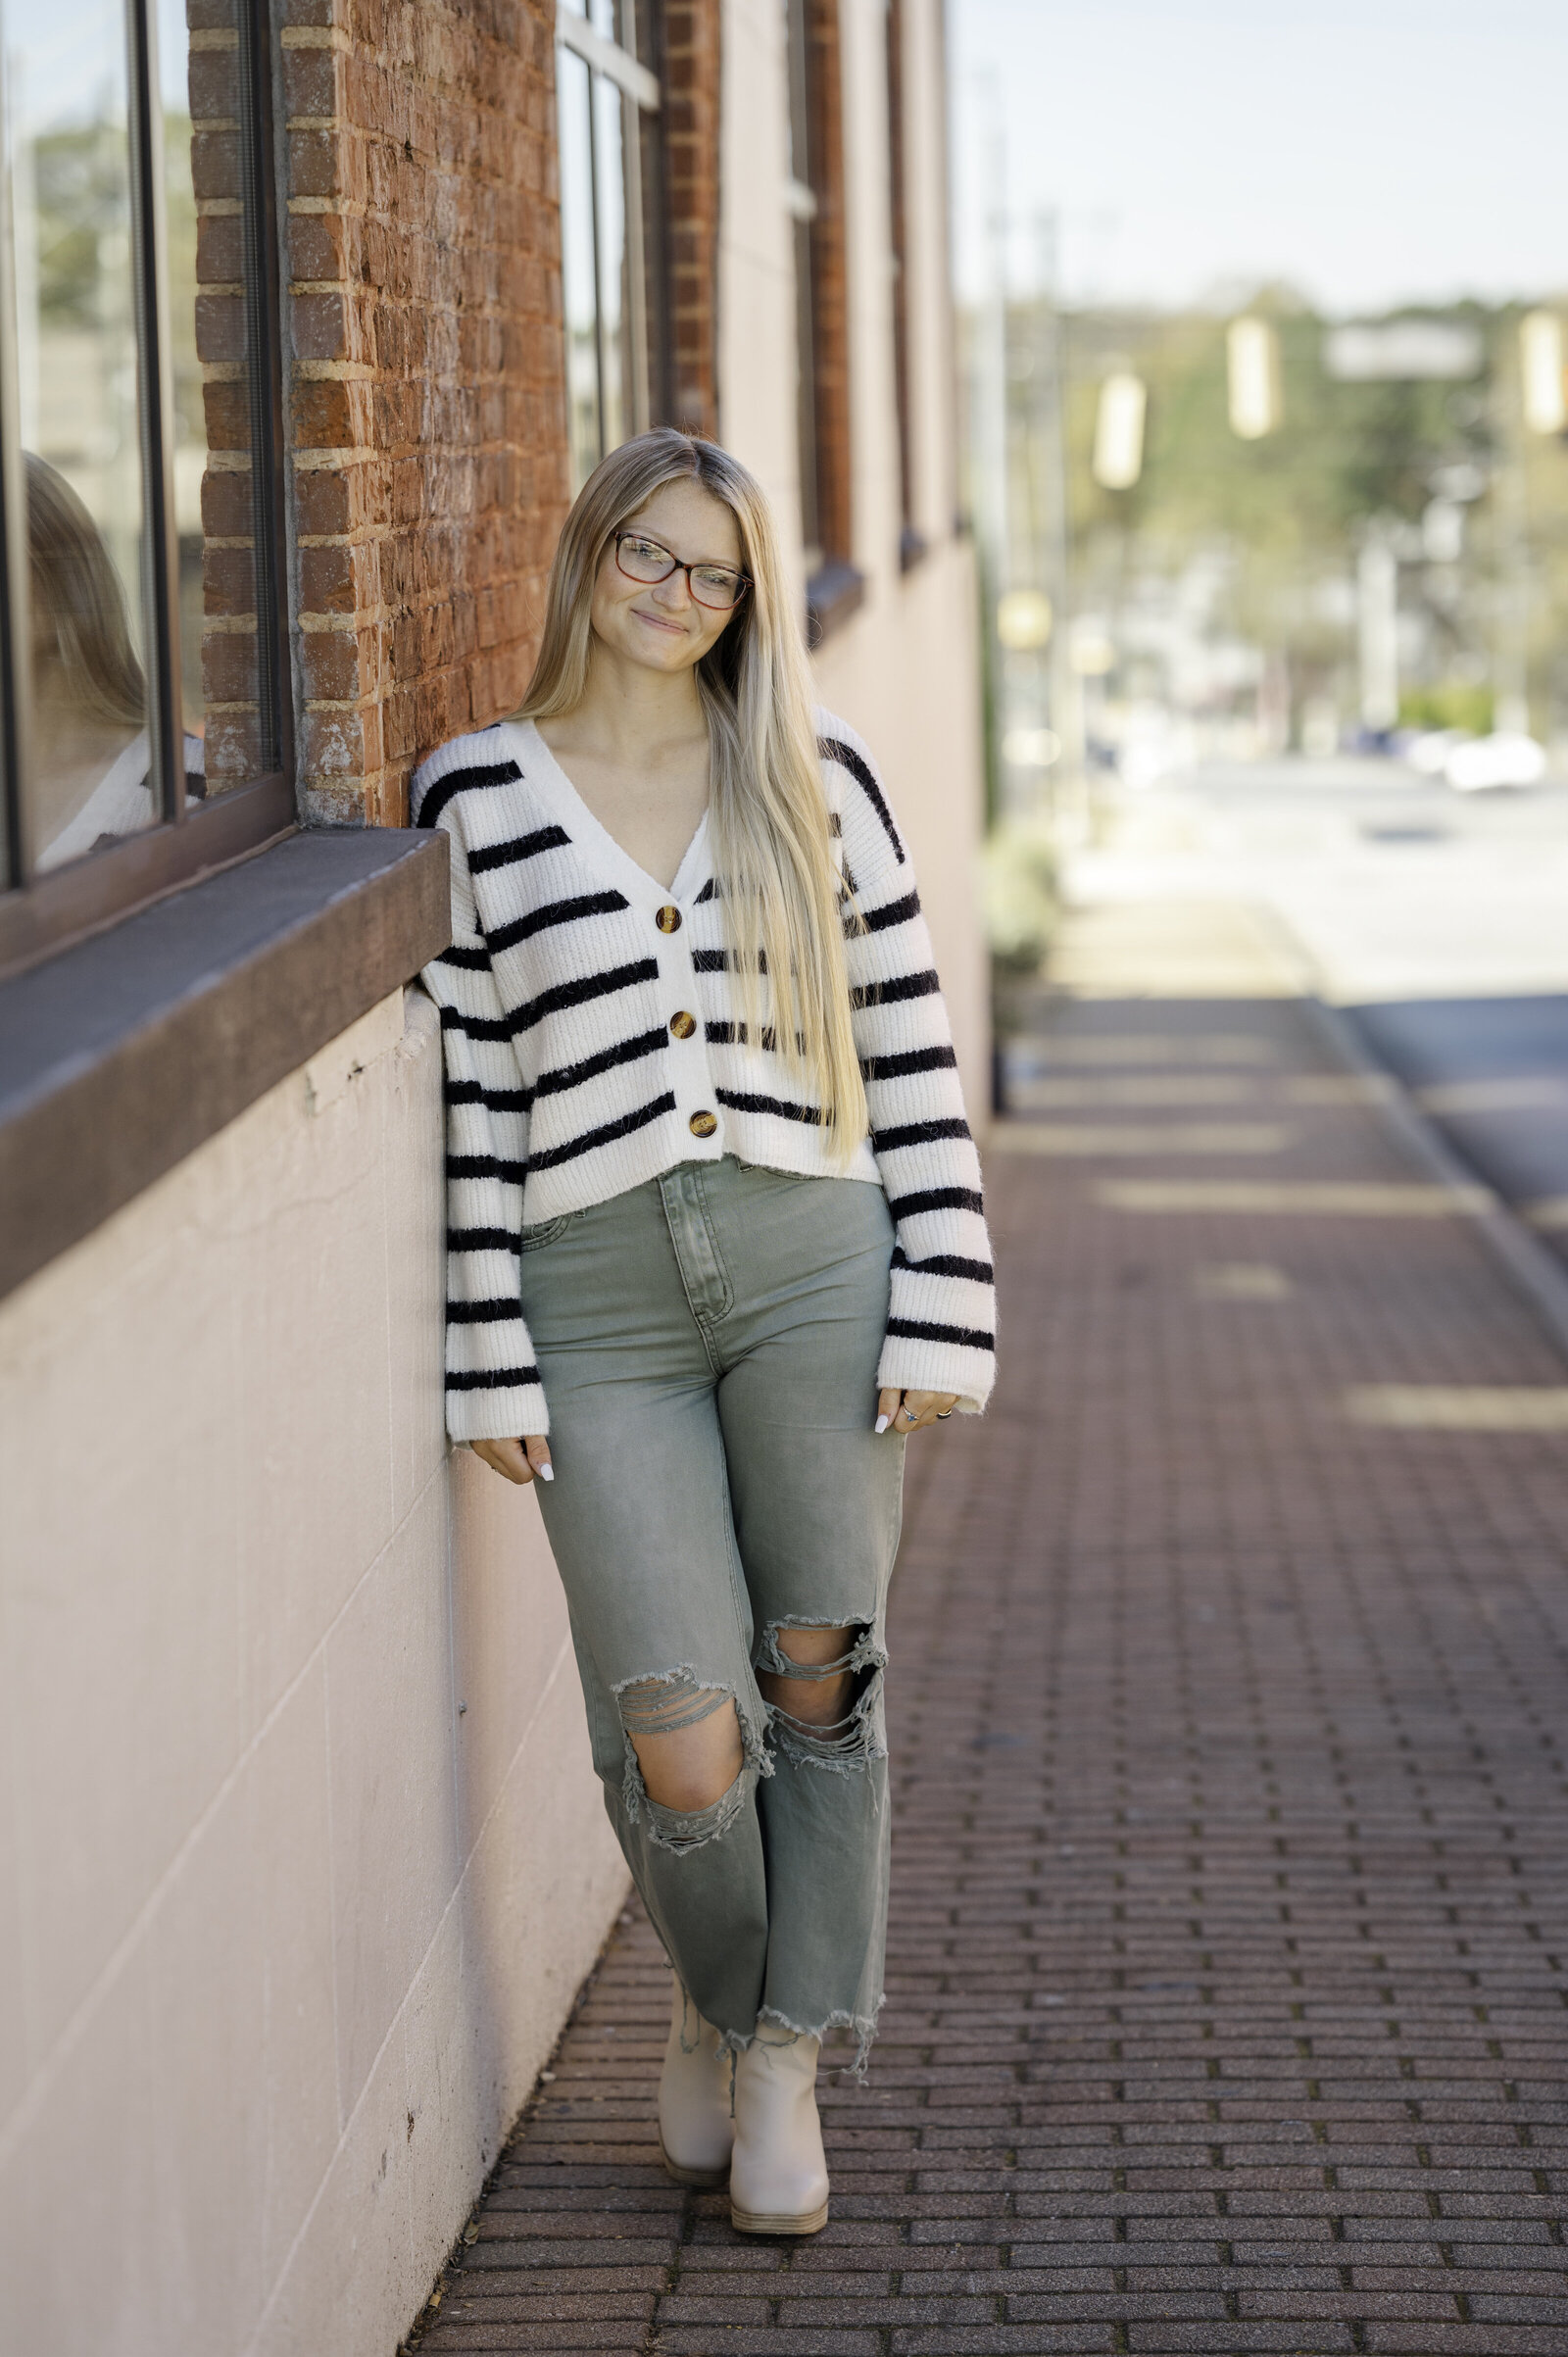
[275,0,569,825]
[658,0,722,439]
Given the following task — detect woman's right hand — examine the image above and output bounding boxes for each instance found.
[470,1436,554,1485]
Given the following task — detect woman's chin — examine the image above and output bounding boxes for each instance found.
[618,628,701,671]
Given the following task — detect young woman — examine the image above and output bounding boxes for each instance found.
[415,428,995,2235]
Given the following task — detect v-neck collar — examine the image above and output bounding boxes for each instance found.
[511,718,712,909]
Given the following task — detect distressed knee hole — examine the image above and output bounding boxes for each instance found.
[617,1673,734,1740]
[758,1621,887,1770]
[614,1667,752,1826]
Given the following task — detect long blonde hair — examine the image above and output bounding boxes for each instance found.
[519,429,868,1158]
[26,453,146,726]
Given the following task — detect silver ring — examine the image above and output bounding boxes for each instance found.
[903,1405,917,1421]
[935,1408,954,1420]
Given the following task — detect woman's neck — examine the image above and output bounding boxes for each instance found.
[549,638,708,761]
[534,643,712,890]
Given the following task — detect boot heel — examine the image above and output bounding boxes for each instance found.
[657,2131,731,2190]
[658,1983,735,2187]
[728,2030,830,2236]
[730,2194,831,2235]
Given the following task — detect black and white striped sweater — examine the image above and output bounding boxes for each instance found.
[413,712,996,1441]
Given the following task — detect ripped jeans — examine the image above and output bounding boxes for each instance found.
[518,1156,905,2068]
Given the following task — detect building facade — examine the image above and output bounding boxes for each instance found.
[0,3,984,2351]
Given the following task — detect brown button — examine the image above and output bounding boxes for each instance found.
[689,1110,718,1138]
[656,904,683,933]
[669,1009,697,1039]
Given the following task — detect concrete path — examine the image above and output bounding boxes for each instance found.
[408,896,1568,2356]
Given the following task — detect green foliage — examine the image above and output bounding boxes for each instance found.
[1060,298,1491,565]
[33,125,133,327]
[982,818,1058,974]
[1398,682,1494,734]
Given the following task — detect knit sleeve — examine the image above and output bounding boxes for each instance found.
[416,787,550,1444]
[825,726,997,1415]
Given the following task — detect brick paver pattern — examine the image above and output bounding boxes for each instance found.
[411,903,1568,2356]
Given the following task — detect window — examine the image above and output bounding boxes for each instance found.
[786,0,858,636]
[557,0,661,492]
[885,0,922,571]
[0,0,290,972]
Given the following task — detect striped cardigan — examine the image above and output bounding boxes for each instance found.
[414,713,996,1441]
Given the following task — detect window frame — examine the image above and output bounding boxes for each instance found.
[787,0,862,643]
[556,0,663,489]
[885,0,925,573]
[0,0,294,981]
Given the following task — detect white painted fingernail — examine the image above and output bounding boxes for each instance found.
[539,1463,554,1482]
[874,1414,890,1434]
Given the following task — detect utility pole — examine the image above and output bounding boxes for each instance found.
[1032,212,1082,815]
[1357,534,1399,737]
[1493,322,1533,738]
[975,84,1010,819]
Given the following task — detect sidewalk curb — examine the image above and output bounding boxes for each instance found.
[1257,902,1568,1374]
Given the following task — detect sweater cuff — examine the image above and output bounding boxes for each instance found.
[877,1328,996,1416]
[445,1367,549,1444]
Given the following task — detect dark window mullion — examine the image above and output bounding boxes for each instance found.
[125,0,184,826]
[586,69,608,465]
[0,36,31,889]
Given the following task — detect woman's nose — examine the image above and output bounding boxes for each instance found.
[653,568,692,612]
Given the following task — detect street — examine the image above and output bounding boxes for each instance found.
[1067,760,1568,1252]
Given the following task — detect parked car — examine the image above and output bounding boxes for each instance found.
[1444,732,1547,792]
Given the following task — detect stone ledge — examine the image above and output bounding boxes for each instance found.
[0,827,450,1301]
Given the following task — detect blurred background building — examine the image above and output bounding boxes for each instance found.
[0,2,980,2351]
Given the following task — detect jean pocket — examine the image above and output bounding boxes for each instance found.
[518,1211,579,1253]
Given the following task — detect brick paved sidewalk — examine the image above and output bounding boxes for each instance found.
[411,898,1568,2357]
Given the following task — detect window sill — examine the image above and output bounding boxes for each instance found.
[0,827,451,1302]
[806,559,866,648]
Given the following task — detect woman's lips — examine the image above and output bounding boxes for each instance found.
[634,607,687,637]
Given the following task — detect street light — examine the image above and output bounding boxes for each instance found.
[997,590,1054,651]
[1520,311,1566,435]
[1093,373,1146,489]
[1227,317,1281,439]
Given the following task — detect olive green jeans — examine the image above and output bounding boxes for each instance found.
[519,1155,905,2066]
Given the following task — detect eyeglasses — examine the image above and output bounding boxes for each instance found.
[614,531,750,612]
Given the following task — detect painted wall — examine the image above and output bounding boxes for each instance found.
[718,0,990,1115]
[0,988,627,2357]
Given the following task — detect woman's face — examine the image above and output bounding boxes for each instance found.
[589,478,746,678]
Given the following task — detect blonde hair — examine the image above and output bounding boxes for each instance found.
[25,453,146,727]
[519,429,868,1159]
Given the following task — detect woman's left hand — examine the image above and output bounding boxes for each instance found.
[876,1387,959,1435]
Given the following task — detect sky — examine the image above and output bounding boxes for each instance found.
[950,0,1568,317]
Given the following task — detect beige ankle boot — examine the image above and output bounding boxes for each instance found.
[728,2026,830,2234]
[658,1982,735,2187]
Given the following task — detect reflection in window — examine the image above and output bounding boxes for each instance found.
[7,0,159,870]
[556,2,658,492]
[595,70,628,458]
[559,48,600,493]
[1,0,282,912]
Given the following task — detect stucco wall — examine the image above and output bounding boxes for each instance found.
[718,0,990,1118]
[811,540,989,1119]
[0,986,627,2357]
